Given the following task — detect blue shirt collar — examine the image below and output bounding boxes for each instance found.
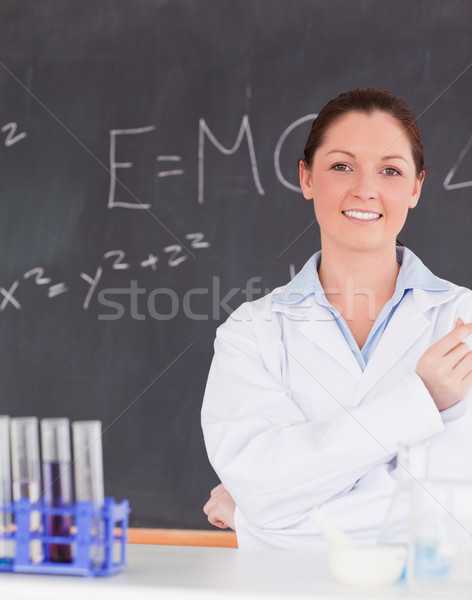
[272,246,453,307]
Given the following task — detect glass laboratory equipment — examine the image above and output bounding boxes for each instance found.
[72,420,105,568]
[41,418,73,562]
[378,443,430,546]
[0,415,13,562]
[381,441,472,590]
[408,477,472,589]
[10,417,43,563]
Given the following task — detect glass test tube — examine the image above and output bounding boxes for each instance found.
[72,421,105,567]
[0,416,13,561]
[41,418,73,563]
[10,417,43,563]
[378,442,430,546]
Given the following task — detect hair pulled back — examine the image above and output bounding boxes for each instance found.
[302,87,424,178]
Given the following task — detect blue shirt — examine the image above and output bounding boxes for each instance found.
[273,247,452,371]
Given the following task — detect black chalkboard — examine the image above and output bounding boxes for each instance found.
[0,0,471,529]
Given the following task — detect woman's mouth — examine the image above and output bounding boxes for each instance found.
[342,210,382,221]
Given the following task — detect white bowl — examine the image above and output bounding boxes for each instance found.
[328,545,407,586]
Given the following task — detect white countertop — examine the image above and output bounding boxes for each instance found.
[0,544,471,600]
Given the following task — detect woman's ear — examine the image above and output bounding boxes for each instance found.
[409,171,425,209]
[299,160,314,200]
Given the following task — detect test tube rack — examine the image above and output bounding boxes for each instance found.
[0,497,129,576]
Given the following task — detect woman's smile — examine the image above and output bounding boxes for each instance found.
[342,209,383,223]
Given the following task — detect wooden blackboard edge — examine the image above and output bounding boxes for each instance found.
[126,528,238,548]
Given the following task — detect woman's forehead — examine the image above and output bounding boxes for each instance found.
[319,110,414,157]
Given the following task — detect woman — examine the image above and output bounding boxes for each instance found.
[201,87,472,550]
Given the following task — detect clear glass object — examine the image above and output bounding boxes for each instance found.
[41,418,73,563]
[380,441,472,590]
[72,420,105,567]
[378,442,429,547]
[408,478,472,589]
[10,416,43,563]
[0,415,13,561]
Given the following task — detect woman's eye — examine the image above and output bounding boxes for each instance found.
[381,167,401,176]
[332,164,351,172]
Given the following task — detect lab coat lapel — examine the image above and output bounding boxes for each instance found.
[353,289,456,405]
[291,302,363,379]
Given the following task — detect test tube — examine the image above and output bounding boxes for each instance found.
[10,417,43,563]
[0,416,13,561]
[72,421,105,567]
[378,442,430,546]
[41,418,73,562]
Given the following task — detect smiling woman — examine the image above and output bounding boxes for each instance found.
[299,111,423,263]
[201,87,472,550]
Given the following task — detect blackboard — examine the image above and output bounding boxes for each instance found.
[0,0,471,529]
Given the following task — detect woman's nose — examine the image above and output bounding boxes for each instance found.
[349,169,378,200]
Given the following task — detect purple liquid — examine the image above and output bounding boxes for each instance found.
[42,461,73,563]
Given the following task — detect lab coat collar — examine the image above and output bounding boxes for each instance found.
[271,246,453,309]
[270,247,456,387]
[274,285,456,396]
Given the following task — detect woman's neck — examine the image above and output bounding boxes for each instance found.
[318,245,400,324]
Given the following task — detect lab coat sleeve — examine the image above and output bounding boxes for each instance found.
[201,302,445,531]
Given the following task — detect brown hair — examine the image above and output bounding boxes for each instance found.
[302,87,425,179]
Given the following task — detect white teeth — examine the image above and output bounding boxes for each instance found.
[343,210,381,220]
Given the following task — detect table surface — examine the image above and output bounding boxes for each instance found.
[0,544,471,600]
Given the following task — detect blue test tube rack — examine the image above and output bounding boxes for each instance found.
[0,497,129,576]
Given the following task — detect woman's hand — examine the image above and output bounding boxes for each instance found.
[203,483,236,530]
[416,318,472,411]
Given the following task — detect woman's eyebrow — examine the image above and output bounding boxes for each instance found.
[380,154,409,163]
[325,150,355,157]
[325,150,409,164]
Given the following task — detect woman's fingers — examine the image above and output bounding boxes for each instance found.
[210,483,226,497]
[432,321,472,357]
[204,500,230,528]
[203,484,236,531]
[453,351,472,382]
[416,320,472,411]
[444,340,470,362]
[203,495,216,515]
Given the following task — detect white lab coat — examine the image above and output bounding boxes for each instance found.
[201,269,472,550]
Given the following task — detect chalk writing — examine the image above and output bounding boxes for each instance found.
[108,126,156,209]
[274,114,317,192]
[163,245,188,267]
[48,283,69,298]
[198,115,265,204]
[81,267,103,310]
[23,267,68,299]
[185,233,210,249]
[140,254,159,270]
[104,250,131,270]
[0,281,20,311]
[157,155,184,178]
[0,232,210,312]
[1,122,27,147]
[106,114,322,209]
[24,267,52,285]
